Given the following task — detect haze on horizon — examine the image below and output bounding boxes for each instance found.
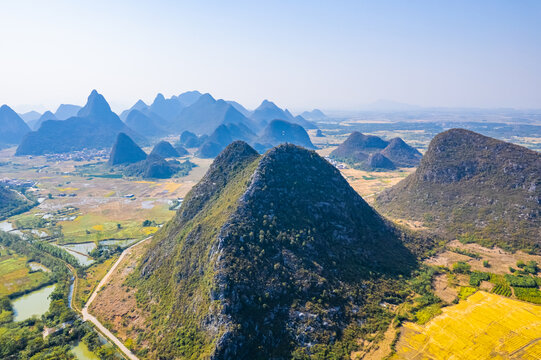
[1,0,540,113]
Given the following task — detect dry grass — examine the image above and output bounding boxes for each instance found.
[426,240,541,275]
[75,256,118,308]
[89,239,152,348]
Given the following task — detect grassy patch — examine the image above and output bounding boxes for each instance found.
[415,303,442,325]
[513,287,541,304]
[75,256,118,308]
[458,286,477,300]
[0,250,51,297]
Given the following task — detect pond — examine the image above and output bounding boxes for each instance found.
[54,244,95,266]
[62,248,95,266]
[71,341,99,360]
[12,284,56,322]
[0,221,14,232]
[28,262,51,272]
[63,242,96,255]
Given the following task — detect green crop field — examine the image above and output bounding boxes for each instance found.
[0,249,51,296]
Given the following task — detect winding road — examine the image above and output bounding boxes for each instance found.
[80,236,153,360]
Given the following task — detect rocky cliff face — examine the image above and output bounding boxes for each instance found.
[133,141,415,359]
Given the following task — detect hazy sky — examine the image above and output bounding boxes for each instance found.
[1,0,540,113]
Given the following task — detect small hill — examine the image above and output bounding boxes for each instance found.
[119,100,148,121]
[293,114,318,129]
[300,108,327,120]
[366,153,396,170]
[175,90,203,107]
[149,93,185,124]
[54,104,82,120]
[380,137,422,167]
[174,145,189,156]
[226,100,251,116]
[19,111,41,123]
[251,100,317,129]
[0,105,31,145]
[330,132,421,170]
[315,129,325,137]
[196,123,256,158]
[150,141,181,158]
[16,90,144,155]
[376,129,541,253]
[251,99,291,127]
[108,133,147,165]
[179,130,206,148]
[32,111,58,130]
[257,119,315,151]
[125,109,167,137]
[132,142,415,358]
[123,154,194,179]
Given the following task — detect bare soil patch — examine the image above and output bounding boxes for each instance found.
[426,240,541,275]
[433,274,458,303]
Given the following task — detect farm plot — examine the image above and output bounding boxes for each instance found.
[395,291,541,359]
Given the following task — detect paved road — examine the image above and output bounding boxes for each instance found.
[81,236,152,360]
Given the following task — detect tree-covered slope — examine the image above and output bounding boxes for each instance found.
[0,186,35,220]
[376,128,541,253]
[131,141,416,359]
[330,132,422,170]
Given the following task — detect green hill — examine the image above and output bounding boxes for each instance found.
[108,133,147,165]
[130,141,416,359]
[0,186,35,220]
[330,132,421,170]
[376,129,541,253]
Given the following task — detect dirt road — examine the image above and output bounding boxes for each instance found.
[81,236,152,360]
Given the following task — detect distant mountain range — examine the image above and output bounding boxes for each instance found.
[376,129,541,253]
[16,90,144,156]
[0,105,31,146]
[9,89,321,157]
[359,99,422,112]
[330,131,421,170]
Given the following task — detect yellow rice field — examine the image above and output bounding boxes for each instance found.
[395,291,541,360]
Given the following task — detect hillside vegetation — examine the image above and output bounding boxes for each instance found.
[376,129,541,254]
[128,141,420,359]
